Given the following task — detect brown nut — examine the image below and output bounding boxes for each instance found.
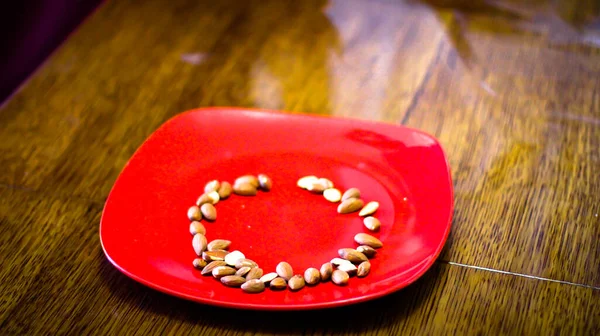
[359,201,379,217]
[212,266,236,279]
[196,193,211,206]
[338,248,368,264]
[189,221,206,236]
[323,188,342,202]
[187,206,202,221]
[235,259,258,269]
[192,258,207,270]
[234,175,259,188]
[356,245,377,258]
[246,267,264,281]
[224,251,245,266]
[259,272,278,284]
[337,262,357,276]
[192,234,207,256]
[341,188,360,201]
[202,250,229,262]
[201,260,227,275]
[320,262,333,281]
[354,233,383,248]
[318,178,334,189]
[304,268,320,285]
[337,198,364,214]
[288,275,306,291]
[206,191,220,204]
[276,262,293,280]
[332,270,350,286]
[204,180,220,194]
[236,266,252,277]
[363,216,381,231]
[200,203,217,221]
[357,261,371,277]
[217,181,232,199]
[233,182,258,196]
[297,175,318,189]
[207,239,231,251]
[242,279,265,293]
[221,275,246,287]
[307,181,327,194]
[257,174,272,191]
[269,277,287,290]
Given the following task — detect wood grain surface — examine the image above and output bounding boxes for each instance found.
[1,185,598,334]
[0,0,599,334]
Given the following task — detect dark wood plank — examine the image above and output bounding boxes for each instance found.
[399,2,600,287]
[0,0,598,290]
[0,186,598,335]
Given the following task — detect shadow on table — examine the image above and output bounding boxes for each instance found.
[99,257,446,333]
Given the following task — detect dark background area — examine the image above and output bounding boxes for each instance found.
[0,0,102,104]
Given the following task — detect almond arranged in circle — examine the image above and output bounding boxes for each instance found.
[221,275,246,287]
[259,272,278,284]
[363,216,381,231]
[246,267,264,281]
[354,233,383,248]
[192,234,207,256]
[189,221,206,236]
[236,259,258,269]
[297,175,318,189]
[201,261,227,275]
[207,239,231,251]
[317,178,334,189]
[236,266,252,277]
[304,268,320,285]
[320,262,333,281]
[323,188,342,202]
[307,181,327,194]
[225,251,245,267]
[269,277,287,290]
[357,261,371,277]
[235,175,259,188]
[257,174,272,191]
[204,180,220,194]
[357,245,377,258]
[341,188,360,201]
[218,181,232,199]
[337,198,364,214]
[242,279,265,293]
[187,206,202,221]
[196,193,211,206]
[189,174,387,295]
[337,262,358,276]
[206,191,220,204]
[192,258,207,270]
[233,182,257,196]
[359,201,379,217]
[212,266,236,279]
[200,203,217,221]
[332,270,350,286]
[202,250,229,262]
[288,275,306,291]
[338,248,368,264]
[276,262,293,280]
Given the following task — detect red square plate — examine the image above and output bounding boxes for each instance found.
[100,107,453,310]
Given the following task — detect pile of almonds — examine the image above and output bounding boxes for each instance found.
[188,174,384,293]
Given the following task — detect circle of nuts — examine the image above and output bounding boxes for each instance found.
[188,174,384,293]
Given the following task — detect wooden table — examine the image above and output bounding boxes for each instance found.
[1,0,599,334]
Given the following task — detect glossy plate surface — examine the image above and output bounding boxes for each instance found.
[100,107,453,310]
